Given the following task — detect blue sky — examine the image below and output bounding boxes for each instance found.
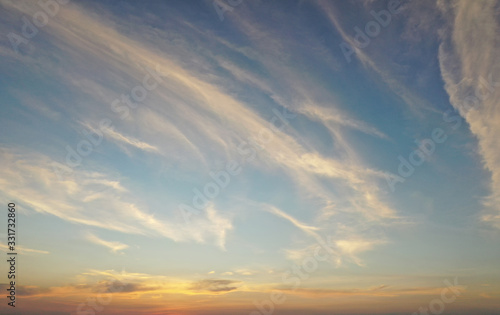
[0,0,499,314]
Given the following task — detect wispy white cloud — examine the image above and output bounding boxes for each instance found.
[437,0,500,229]
[0,147,233,248]
[100,126,160,154]
[1,0,398,262]
[335,238,385,266]
[315,0,440,116]
[0,242,49,255]
[265,205,320,233]
[85,232,129,254]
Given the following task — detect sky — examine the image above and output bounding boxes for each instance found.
[0,0,499,314]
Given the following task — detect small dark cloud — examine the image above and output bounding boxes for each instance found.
[0,283,51,296]
[92,280,159,293]
[190,279,241,292]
